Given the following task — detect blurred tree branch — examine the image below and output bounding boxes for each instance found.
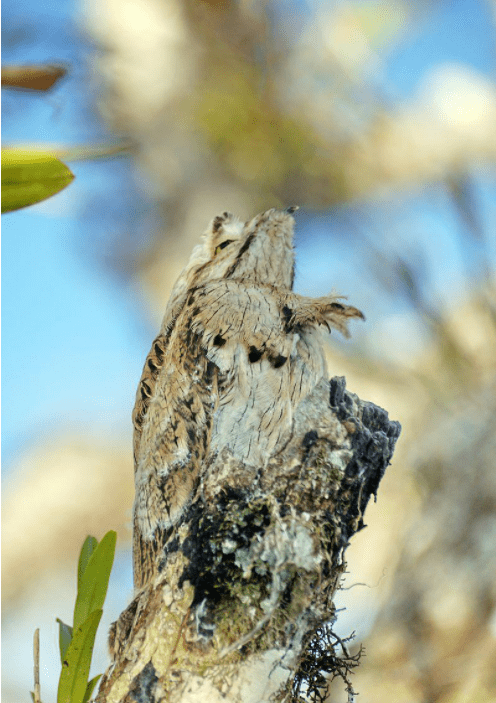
[1,64,66,91]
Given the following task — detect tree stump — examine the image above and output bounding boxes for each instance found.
[96,376,401,703]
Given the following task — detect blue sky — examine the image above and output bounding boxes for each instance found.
[385,0,496,96]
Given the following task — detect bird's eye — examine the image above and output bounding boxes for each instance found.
[215,240,233,255]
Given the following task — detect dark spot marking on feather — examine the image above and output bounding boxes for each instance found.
[148,358,158,375]
[224,233,255,278]
[205,360,217,381]
[270,354,287,368]
[282,305,293,331]
[153,341,164,362]
[187,427,196,443]
[249,346,263,363]
[213,334,226,347]
[212,215,224,232]
[140,381,152,400]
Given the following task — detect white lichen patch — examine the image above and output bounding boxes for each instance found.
[175,647,297,703]
[233,648,297,703]
[327,448,353,473]
[235,515,321,578]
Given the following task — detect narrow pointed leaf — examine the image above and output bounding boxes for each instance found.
[78,536,98,591]
[82,675,101,703]
[56,618,74,664]
[1,149,74,213]
[73,531,116,632]
[57,610,102,703]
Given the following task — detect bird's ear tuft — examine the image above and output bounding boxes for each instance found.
[204,212,244,258]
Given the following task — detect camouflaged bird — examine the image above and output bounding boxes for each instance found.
[132,207,364,589]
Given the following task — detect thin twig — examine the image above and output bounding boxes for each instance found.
[33,628,41,703]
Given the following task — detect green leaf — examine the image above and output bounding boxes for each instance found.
[73,531,116,633]
[56,618,74,665]
[78,536,98,591]
[82,675,101,703]
[1,149,74,213]
[57,610,102,703]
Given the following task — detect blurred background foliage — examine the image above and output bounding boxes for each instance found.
[2,0,496,701]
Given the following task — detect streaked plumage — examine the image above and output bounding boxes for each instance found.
[132,208,364,589]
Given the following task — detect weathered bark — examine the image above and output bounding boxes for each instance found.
[96,377,400,703]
